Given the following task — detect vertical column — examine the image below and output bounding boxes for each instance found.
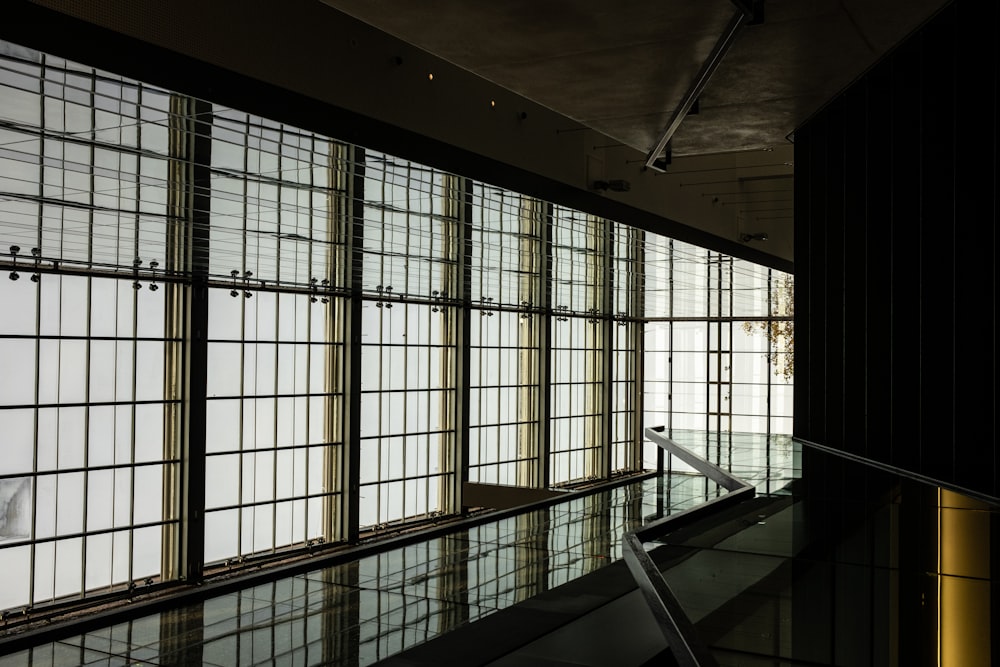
[538,203,554,486]
[766,270,774,445]
[662,240,674,473]
[583,216,602,480]
[517,197,544,487]
[599,218,614,481]
[442,175,471,511]
[320,141,352,543]
[632,228,646,473]
[723,257,734,436]
[339,145,364,543]
[164,94,212,582]
[792,124,811,442]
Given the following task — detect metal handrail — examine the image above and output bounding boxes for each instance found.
[793,436,1000,508]
[621,427,757,667]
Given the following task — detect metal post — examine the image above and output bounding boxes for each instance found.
[600,218,613,481]
[164,94,212,583]
[633,228,646,473]
[538,203,554,487]
[449,177,473,511]
[339,145,365,543]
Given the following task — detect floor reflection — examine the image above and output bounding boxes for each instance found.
[655,439,998,667]
[0,432,799,667]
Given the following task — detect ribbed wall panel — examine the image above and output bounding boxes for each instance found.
[794,0,998,498]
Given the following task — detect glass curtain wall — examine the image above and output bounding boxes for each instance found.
[357,153,459,530]
[468,185,543,487]
[641,235,795,469]
[0,39,791,615]
[201,108,347,563]
[549,207,606,485]
[0,48,184,610]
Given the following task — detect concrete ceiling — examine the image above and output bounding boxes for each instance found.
[9,0,951,267]
[310,0,947,265]
[321,0,947,158]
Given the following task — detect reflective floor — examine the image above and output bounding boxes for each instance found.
[379,432,999,667]
[0,432,797,667]
[21,431,993,666]
[655,443,1000,666]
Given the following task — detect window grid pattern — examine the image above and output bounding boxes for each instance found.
[549,209,605,485]
[731,262,781,433]
[469,185,541,309]
[0,40,795,618]
[203,289,343,563]
[641,233,672,318]
[0,54,174,272]
[611,223,641,473]
[671,242,711,319]
[359,303,455,528]
[550,316,603,485]
[0,272,179,609]
[612,223,641,319]
[0,49,183,610]
[550,207,602,315]
[642,232,795,469]
[612,322,638,473]
[208,109,347,289]
[468,189,542,486]
[361,152,458,300]
[468,311,539,485]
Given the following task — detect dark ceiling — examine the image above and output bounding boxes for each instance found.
[4,0,954,266]
[320,0,947,158]
[311,0,949,264]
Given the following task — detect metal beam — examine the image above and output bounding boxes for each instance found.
[341,146,365,543]
[644,9,748,171]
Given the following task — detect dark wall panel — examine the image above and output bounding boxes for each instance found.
[807,118,829,447]
[843,83,869,457]
[888,37,922,476]
[795,0,998,498]
[825,97,847,454]
[793,129,812,440]
[952,0,998,498]
[917,5,956,483]
[865,61,893,463]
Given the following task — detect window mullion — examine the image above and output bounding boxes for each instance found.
[164,94,212,582]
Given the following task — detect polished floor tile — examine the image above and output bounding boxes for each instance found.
[2,432,799,666]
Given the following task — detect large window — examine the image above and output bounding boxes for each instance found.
[468,187,543,486]
[549,207,605,485]
[0,39,792,615]
[642,238,794,469]
[0,50,181,609]
[357,155,459,528]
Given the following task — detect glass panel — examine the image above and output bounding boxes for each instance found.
[0,38,796,617]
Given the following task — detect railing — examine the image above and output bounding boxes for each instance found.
[621,427,756,667]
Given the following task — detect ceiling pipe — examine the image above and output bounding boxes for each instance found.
[643,1,762,172]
